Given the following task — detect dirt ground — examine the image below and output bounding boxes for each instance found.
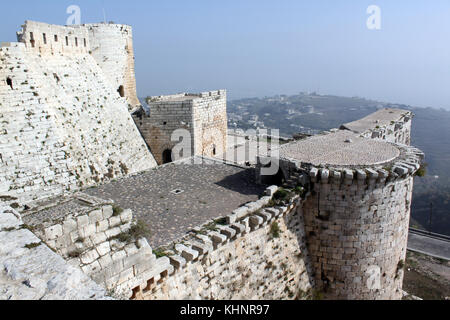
[402,251,450,300]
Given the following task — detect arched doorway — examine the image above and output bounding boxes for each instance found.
[117,85,125,98]
[162,149,173,164]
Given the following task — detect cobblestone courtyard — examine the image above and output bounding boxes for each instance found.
[85,159,266,248]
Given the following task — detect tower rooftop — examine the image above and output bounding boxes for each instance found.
[279,130,400,168]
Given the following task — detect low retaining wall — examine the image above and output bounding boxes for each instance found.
[21,193,155,297]
[0,204,109,300]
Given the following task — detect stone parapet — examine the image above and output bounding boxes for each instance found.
[129,186,314,300]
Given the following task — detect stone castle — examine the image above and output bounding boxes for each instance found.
[0,21,424,300]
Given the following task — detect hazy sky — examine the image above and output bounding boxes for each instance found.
[1,0,450,108]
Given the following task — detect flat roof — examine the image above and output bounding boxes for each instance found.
[341,108,410,133]
[148,95,200,103]
[279,130,400,167]
[84,158,266,248]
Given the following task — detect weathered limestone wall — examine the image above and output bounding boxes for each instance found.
[135,91,227,165]
[0,204,109,300]
[192,90,228,158]
[361,117,412,146]
[16,20,90,55]
[16,21,140,109]
[21,193,164,297]
[86,24,140,109]
[276,144,424,299]
[341,109,413,146]
[134,95,195,165]
[131,187,313,300]
[0,41,156,204]
[303,172,413,299]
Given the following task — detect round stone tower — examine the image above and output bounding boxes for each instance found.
[268,130,424,299]
[85,23,140,110]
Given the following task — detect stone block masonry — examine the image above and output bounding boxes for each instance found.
[16,21,141,109]
[259,122,424,299]
[0,204,110,300]
[21,192,158,297]
[130,186,314,300]
[341,108,413,146]
[134,91,228,165]
[301,166,418,299]
[86,23,140,109]
[0,32,157,204]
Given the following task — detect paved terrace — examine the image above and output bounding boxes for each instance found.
[84,157,266,248]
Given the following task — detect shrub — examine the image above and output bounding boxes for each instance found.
[415,163,427,177]
[273,188,289,201]
[112,205,124,216]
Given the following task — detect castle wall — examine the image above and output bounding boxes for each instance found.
[0,41,156,204]
[302,173,413,299]
[192,90,228,158]
[19,185,314,300]
[341,109,413,146]
[134,96,195,165]
[272,143,424,299]
[359,116,412,146]
[135,91,228,165]
[86,24,140,109]
[16,20,90,55]
[22,193,160,297]
[128,187,313,300]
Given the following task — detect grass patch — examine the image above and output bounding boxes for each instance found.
[110,220,150,243]
[153,248,170,258]
[270,222,281,239]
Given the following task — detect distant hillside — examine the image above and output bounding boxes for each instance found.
[229,93,450,236]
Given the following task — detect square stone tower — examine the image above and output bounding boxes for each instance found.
[133,90,228,165]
